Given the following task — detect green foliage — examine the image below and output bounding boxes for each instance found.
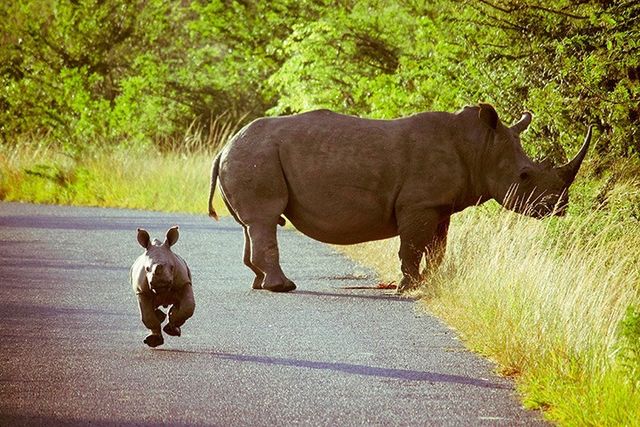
[2,0,638,159]
[268,1,470,117]
[270,0,640,159]
[0,0,319,149]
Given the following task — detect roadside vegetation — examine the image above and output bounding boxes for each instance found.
[1,1,639,424]
[339,169,640,425]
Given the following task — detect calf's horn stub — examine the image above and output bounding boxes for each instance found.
[557,125,593,185]
[511,112,532,134]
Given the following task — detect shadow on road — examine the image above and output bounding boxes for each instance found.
[156,348,509,390]
[291,289,413,303]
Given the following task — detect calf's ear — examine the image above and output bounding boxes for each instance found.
[164,226,179,247]
[137,228,151,249]
[479,103,499,130]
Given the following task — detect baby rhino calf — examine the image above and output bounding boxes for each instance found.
[130,226,195,347]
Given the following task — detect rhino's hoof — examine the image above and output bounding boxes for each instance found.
[252,276,264,290]
[397,277,417,293]
[144,334,164,348]
[163,324,181,337]
[263,279,296,293]
[155,309,167,322]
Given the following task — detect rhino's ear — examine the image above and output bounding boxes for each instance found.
[137,228,151,249]
[479,103,499,130]
[164,226,179,247]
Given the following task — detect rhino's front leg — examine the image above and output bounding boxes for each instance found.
[137,294,164,347]
[396,208,441,292]
[423,216,450,275]
[164,285,195,337]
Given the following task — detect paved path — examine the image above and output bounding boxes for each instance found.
[0,202,545,426]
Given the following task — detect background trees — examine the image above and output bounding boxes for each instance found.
[1,0,638,159]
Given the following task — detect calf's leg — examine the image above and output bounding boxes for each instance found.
[138,294,164,347]
[164,285,195,337]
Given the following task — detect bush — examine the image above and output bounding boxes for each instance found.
[2,1,638,161]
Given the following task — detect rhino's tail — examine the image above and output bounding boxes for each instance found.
[208,151,287,227]
[208,152,221,221]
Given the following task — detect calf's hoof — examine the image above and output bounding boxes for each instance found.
[263,279,296,293]
[163,324,181,337]
[144,334,164,348]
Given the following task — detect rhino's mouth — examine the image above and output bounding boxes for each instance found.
[150,280,173,293]
[528,200,567,218]
[505,189,567,219]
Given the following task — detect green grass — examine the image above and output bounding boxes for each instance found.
[2,141,639,424]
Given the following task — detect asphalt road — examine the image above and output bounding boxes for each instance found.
[0,202,546,426]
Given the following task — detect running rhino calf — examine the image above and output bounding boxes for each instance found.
[130,226,195,347]
[208,103,592,292]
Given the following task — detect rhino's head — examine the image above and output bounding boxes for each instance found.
[136,226,180,293]
[478,103,592,218]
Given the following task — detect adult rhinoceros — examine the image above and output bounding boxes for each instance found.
[208,104,591,292]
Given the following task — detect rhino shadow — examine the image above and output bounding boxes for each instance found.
[155,348,509,390]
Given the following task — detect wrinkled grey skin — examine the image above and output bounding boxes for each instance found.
[130,226,195,347]
[208,104,592,292]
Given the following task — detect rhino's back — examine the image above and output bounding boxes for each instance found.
[221,109,465,244]
[274,111,413,243]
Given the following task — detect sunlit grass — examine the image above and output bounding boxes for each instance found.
[339,202,640,425]
[0,142,226,215]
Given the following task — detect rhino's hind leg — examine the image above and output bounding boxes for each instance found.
[243,226,265,289]
[154,309,166,323]
[247,222,296,292]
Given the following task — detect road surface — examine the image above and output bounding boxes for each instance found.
[0,202,545,426]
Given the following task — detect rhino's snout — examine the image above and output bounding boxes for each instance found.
[146,263,174,291]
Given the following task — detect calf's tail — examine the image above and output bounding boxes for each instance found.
[208,152,221,221]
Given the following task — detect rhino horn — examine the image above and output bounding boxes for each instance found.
[511,112,532,134]
[557,125,593,185]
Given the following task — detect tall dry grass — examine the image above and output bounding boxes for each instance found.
[339,200,640,425]
[0,113,245,213]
